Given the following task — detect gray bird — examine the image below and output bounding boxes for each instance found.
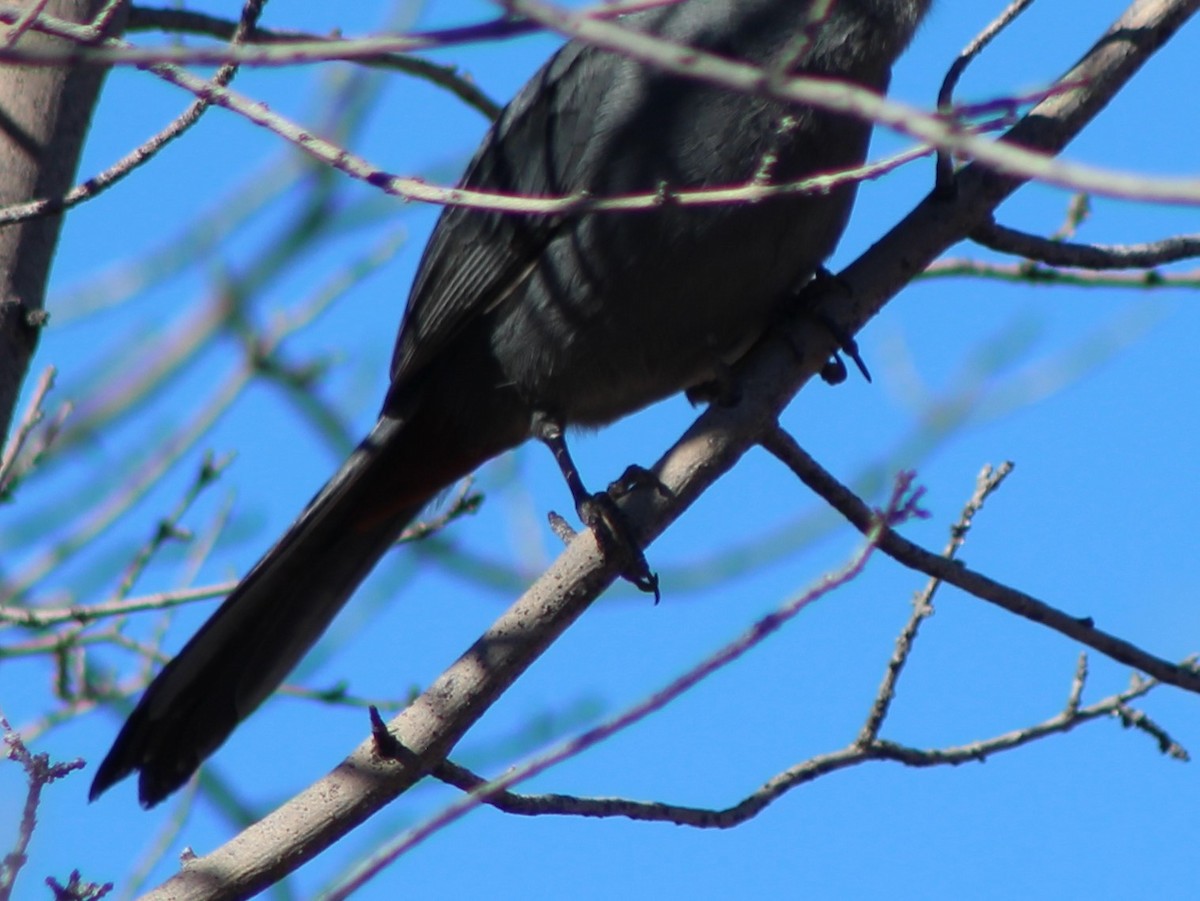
[91,0,933,807]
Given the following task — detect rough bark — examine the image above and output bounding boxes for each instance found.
[0,0,128,436]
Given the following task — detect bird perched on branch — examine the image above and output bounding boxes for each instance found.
[92,0,933,808]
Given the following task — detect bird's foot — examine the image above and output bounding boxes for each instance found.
[789,267,872,385]
[534,413,661,601]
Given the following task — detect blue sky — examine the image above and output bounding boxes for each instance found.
[3,1,1198,898]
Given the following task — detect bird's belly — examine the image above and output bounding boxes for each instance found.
[489,197,844,425]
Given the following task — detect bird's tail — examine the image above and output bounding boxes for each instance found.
[90,416,441,807]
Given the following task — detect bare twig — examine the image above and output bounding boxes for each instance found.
[0,0,269,225]
[431,651,1184,829]
[125,5,502,120]
[858,461,1014,745]
[972,220,1200,268]
[1,367,254,602]
[0,582,235,630]
[8,3,1200,216]
[925,256,1200,289]
[1114,697,1191,761]
[759,427,1200,696]
[398,479,485,543]
[936,0,1039,188]
[1053,193,1091,239]
[0,365,56,497]
[8,0,681,66]
[0,710,93,901]
[109,453,232,603]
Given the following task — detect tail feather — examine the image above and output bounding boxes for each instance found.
[90,417,433,807]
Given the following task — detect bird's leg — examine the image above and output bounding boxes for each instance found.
[533,412,660,601]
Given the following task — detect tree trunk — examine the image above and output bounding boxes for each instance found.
[0,0,128,434]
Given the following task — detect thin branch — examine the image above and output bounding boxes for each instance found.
[397,479,484,543]
[0,367,253,602]
[108,453,232,604]
[504,0,1200,207]
[1053,193,1091,240]
[758,427,1200,695]
[972,219,1200,268]
[125,5,502,120]
[431,654,1183,828]
[136,55,943,218]
[7,3,1200,215]
[936,0,1039,188]
[1114,700,1190,761]
[0,365,55,498]
[925,256,1200,288]
[0,710,92,901]
[0,583,235,630]
[0,0,268,225]
[13,0,682,66]
[858,461,1014,745]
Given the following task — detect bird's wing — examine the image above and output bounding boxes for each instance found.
[389,39,614,387]
[387,0,797,390]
